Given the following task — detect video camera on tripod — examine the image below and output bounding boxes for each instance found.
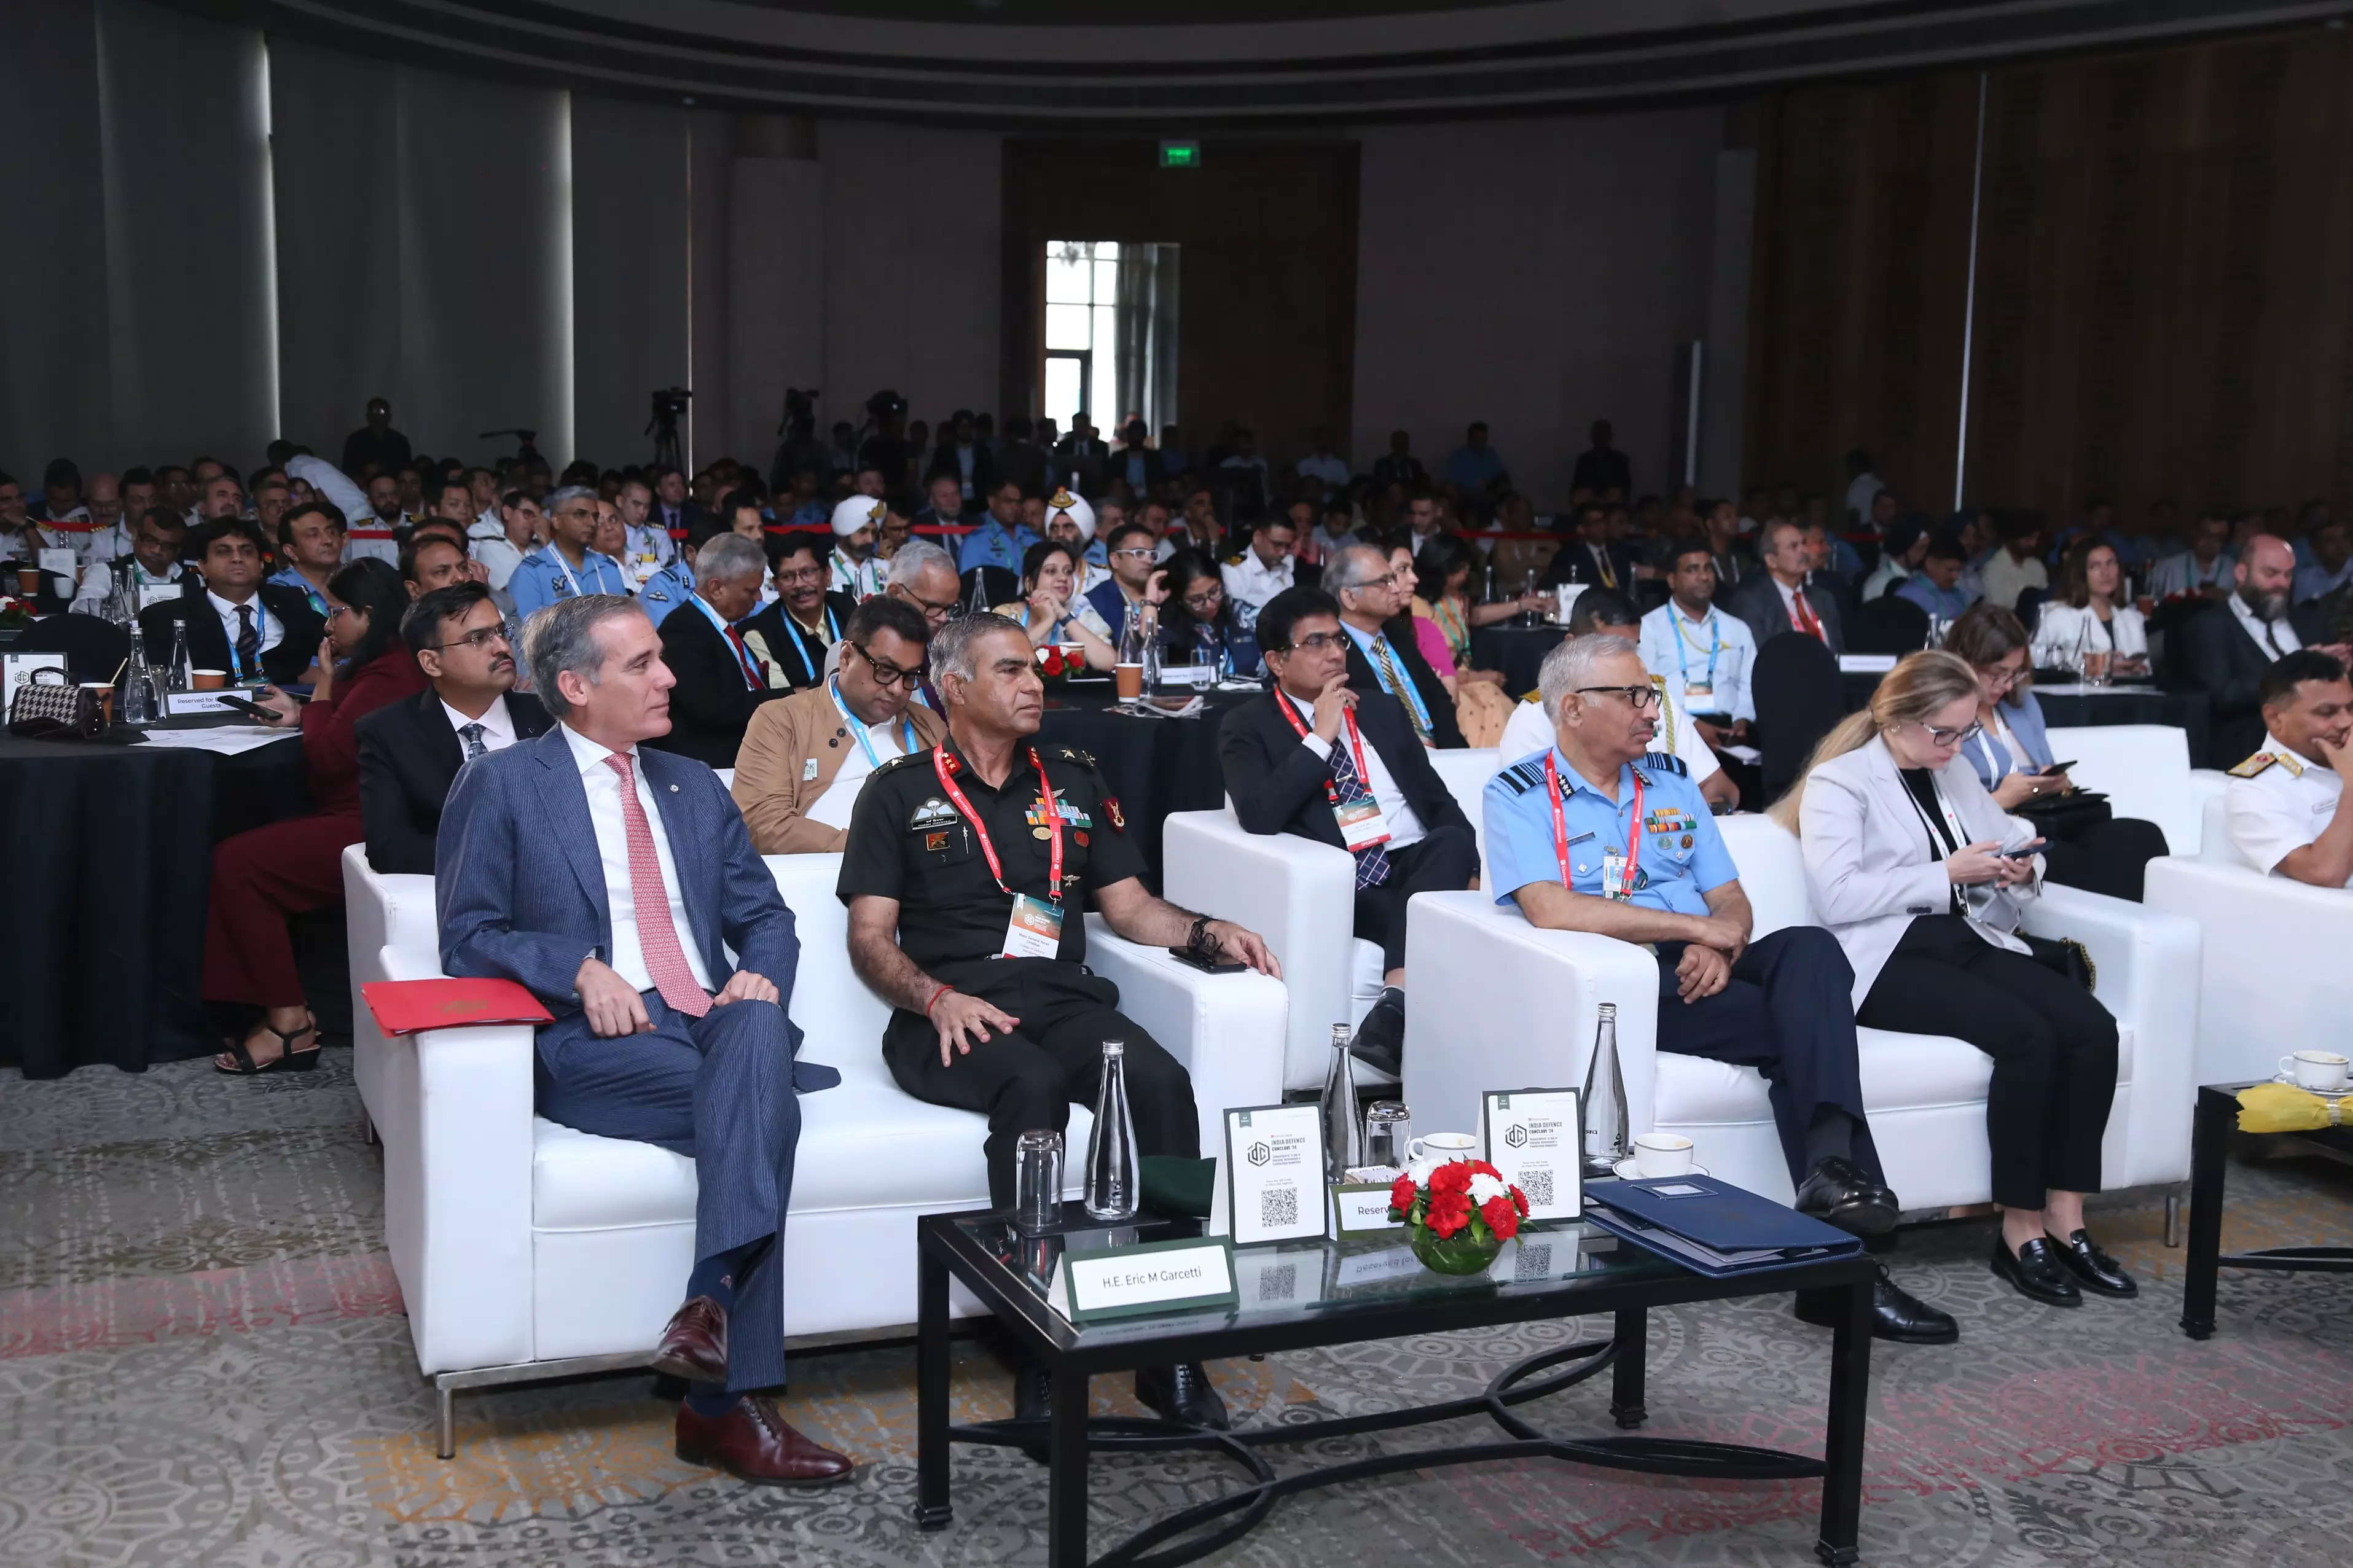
[647,386,692,469]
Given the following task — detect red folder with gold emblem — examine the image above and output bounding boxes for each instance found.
[361,978,554,1036]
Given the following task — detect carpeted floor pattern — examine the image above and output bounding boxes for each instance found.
[5,1053,2353,1567]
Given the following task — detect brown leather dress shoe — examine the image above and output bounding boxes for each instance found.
[651,1297,729,1384]
[675,1395,853,1486]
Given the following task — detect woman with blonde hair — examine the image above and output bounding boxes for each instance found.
[1774,650,2132,1309]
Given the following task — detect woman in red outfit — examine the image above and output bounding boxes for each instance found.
[209,556,426,1073]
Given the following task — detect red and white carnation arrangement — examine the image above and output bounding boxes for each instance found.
[1388,1158,1529,1245]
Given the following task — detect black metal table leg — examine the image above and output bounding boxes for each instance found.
[1610,1307,1647,1428]
[1047,1367,1091,1568]
[914,1245,953,1530]
[1814,1277,1871,1567]
[2180,1086,2232,1340]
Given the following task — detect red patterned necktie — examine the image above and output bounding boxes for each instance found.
[725,624,764,687]
[602,753,710,1017]
[1792,587,1825,642]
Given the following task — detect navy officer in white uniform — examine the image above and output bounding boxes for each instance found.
[1482,631,1955,1346]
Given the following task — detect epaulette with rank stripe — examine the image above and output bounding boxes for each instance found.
[871,750,930,778]
[1638,751,1688,777]
[2226,752,2276,779]
[1496,759,1548,795]
[1052,746,1099,770]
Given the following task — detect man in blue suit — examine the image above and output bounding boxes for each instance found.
[436,593,850,1487]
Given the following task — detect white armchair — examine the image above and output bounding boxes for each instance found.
[342,845,1286,1456]
[2042,723,2229,855]
[1164,747,1497,1092]
[2144,796,2353,1087]
[1406,814,2200,1222]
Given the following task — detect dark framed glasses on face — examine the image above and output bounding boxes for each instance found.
[1574,684,1661,711]
[851,641,921,688]
[1183,590,1221,612]
[1274,631,1347,654]
[434,626,509,652]
[775,566,826,586]
[1915,719,1983,747]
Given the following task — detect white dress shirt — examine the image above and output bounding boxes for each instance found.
[2032,601,2148,663]
[72,555,182,614]
[1638,601,1756,723]
[1221,551,1296,618]
[209,588,284,666]
[2228,591,2300,658]
[1283,692,1425,851]
[562,722,715,995]
[2225,732,2348,881]
[441,693,519,754]
[469,520,527,594]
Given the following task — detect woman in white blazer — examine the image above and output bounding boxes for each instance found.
[1774,651,2133,1310]
[2030,540,2148,673]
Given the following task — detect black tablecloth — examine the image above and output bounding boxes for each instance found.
[1036,683,1253,885]
[0,720,313,1078]
[1468,624,1567,697]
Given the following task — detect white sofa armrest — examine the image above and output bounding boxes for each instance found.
[1403,891,1662,1148]
[1162,809,1357,1092]
[1084,919,1289,1152]
[2146,856,2353,1088]
[2018,883,2199,1188]
[373,945,540,1376]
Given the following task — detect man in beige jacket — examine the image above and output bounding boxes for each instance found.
[732,595,947,852]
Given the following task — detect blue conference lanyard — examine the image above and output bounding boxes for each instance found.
[828,676,915,768]
[782,605,839,685]
[1366,631,1434,733]
[1672,608,1720,689]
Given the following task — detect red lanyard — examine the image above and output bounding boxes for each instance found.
[1545,751,1642,892]
[1275,694,1376,806]
[934,746,1063,906]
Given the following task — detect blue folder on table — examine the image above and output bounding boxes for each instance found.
[1584,1175,1862,1277]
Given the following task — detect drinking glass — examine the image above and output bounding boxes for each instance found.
[1012,1129,1064,1234]
[1361,1102,1413,1171]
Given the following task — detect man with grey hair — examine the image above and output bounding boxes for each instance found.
[840,611,1280,1433]
[1483,633,1950,1346]
[508,483,628,620]
[1326,542,1463,747]
[439,593,852,1486]
[646,529,783,769]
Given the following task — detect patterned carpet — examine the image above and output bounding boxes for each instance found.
[6,1053,2353,1567]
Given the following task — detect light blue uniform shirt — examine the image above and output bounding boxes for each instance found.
[1482,746,1734,915]
[509,544,630,620]
[266,566,327,617]
[957,519,1039,572]
[636,559,695,627]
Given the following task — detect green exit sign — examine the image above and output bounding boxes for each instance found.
[1159,141,1200,169]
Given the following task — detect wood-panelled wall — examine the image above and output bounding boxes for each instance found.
[1745,27,2353,524]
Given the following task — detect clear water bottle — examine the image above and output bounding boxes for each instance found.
[1319,1023,1360,1181]
[122,621,159,725]
[964,570,989,618]
[1580,1003,1631,1178]
[166,621,193,693]
[1082,1040,1140,1221]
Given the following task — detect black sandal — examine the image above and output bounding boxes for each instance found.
[215,1016,322,1075]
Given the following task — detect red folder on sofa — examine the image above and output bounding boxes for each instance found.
[361,978,554,1036]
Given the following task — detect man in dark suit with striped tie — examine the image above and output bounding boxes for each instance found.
[1218,586,1478,1074]
[1325,542,1465,749]
[436,593,847,1486]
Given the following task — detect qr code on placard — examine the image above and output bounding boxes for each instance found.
[1259,1187,1299,1228]
[1256,1264,1296,1302]
[1520,1169,1555,1207]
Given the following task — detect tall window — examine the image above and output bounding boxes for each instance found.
[1041,239,1179,439]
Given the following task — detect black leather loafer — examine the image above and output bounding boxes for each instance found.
[1793,1156,1900,1238]
[2045,1228,2137,1297]
[1794,1263,1959,1344]
[1135,1362,1230,1430]
[1991,1235,2081,1307]
[1348,989,1404,1078]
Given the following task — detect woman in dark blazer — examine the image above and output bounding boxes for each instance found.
[208,557,426,1073]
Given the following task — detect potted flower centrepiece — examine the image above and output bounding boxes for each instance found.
[1388,1158,1530,1275]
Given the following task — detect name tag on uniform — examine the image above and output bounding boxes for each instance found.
[802,757,820,781]
[1334,796,1391,852]
[1600,851,1632,901]
[1001,893,1065,959]
[1683,681,1713,704]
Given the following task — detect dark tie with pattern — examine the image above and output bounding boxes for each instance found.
[1329,736,1392,889]
[235,604,260,677]
[458,722,487,760]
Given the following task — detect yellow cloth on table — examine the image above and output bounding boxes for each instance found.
[2234,1082,2353,1133]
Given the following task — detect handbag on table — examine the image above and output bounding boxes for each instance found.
[6,666,105,740]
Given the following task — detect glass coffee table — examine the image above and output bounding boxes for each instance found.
[915,1203,1877,1568]
[2181,1080,2353,1339]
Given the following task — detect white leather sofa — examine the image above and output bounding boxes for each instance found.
[341,844,1286,1455]
[1404,814,2201,1223]
[1163,747,1496,1093]
[2145,795,2353,1088]
[2042,722,2228,855]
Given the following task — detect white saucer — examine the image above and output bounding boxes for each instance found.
[1611,1158,1710,1180]
[2271,1071,2352,1093]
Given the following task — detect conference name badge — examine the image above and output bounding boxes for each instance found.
[1334,796,1391,853]
[1481,1088,1583,1221]
[1049,1235,1237,1324]
[137,582,182,611]
[998,893,1065,960]
[1223,1102,1326,1246]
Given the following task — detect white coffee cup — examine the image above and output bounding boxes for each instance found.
[2280,1050,2351,1091]
[1409,1131,1478,1164]
[1631,1132,1696,1177]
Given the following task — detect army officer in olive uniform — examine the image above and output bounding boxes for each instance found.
[840,612,1280,1432]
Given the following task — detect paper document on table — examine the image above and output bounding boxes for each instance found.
[1721,744,1761,763]
[1129,693,1204,719]
[135,725,296,755]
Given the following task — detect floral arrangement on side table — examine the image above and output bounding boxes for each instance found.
[1034,644,1079,684]
[1388,1158,1530,1275]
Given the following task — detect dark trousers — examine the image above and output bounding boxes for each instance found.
[883,958,1199,1208]
[1653,926,1882,1187]
[1855,916,2117,1211]
[203,811,362,1008]
[536,992,809,1392]
[1353,824,1479,973]
[2037,817,2170,902]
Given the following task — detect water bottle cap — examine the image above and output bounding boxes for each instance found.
[1330,1023,1353,1047]
[1100,1039,1126,1058]
[1597,1002,1618,1018]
